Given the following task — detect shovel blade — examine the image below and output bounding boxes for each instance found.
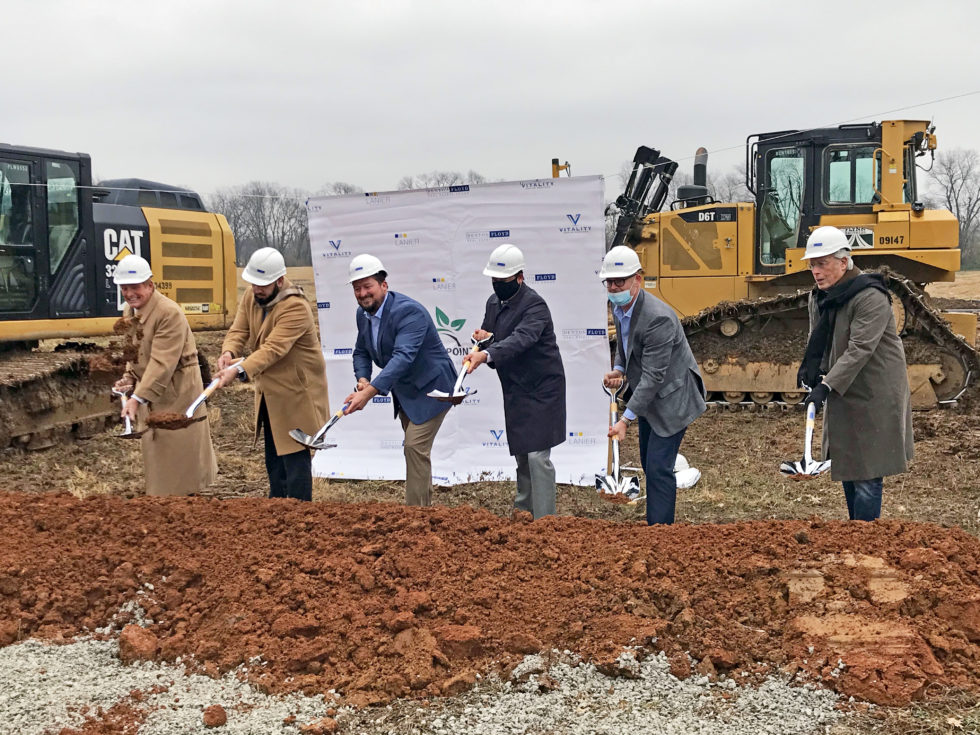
[779,460,802,476]
[619,476,642,499]
[289,428,317,447]
[429,386,477,402]
[595,474,618,494]
[805,459,832,476]
[289,428,337,451]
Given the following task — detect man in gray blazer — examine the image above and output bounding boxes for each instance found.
[601,246,707,524]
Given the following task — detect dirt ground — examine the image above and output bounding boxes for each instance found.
[1,279,979,733]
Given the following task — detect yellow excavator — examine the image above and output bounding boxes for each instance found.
[611,120,979,408]
[0,142,236,448]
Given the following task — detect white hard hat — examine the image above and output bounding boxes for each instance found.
[675,467,701,490]
[801,226,850,260]
[674,453,690,472]
[243,247,287,286]
[599,246,641,280]
[113,255,153,285]
[482,243,525,278]
[348,253,386,284]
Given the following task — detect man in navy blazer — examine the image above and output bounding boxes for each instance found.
[600,246,707,525]
[343,254,458,506]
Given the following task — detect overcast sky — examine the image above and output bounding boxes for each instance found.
[5,0,979,200]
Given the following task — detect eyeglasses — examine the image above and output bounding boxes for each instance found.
[603,277,630,288]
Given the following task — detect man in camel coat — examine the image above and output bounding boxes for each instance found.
[216,247,329,501]
[113,255,217,496]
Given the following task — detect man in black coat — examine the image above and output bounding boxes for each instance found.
[465,243,567,518]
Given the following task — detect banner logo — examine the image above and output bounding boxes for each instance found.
[534,273,557,282]
[364,192,392,206]
[465,229,511,243]
[427,185,471,198]
[483,429,507,448]
[568,431,598,446]
[333,348,353,355]
[520,180,555,190]
[434,307,469,355]
[317,301,331,309]
[562,328,607,340]
[381,439,403,449]
[372,396,391,403]
[394,232,421,246]
[431,276,457,292]
[322,239,352,258]
[560,213,592,234]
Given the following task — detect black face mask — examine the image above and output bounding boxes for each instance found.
[254,284,280,306]
[492,278,521,301]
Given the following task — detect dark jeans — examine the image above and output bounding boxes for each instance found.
[259,398,312,501]
[843,478,882,521]
[638,418,687,525]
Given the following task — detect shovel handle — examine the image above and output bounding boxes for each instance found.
[803,402,816,465]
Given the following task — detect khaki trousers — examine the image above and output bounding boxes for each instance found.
[398,409,448,506]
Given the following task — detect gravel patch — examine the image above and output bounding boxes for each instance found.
[0,637,846,734]
[0,637,332,734]
[346,650,845,735]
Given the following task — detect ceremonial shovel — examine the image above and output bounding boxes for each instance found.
[183,359,244,419]
[289,403,349,451]
[779,402,832,479]
[595,381,642,499]
[428,334,494,402]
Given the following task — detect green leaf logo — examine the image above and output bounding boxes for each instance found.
[450,318,465,331]
[435,307,449,327]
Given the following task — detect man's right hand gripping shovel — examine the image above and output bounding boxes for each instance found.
[429,333,494,403]
[111,382,144,439]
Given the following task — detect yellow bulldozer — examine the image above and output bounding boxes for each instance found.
[0,142,237,448]
[611,120,979,408]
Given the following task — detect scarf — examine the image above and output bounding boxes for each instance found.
[798,269,891,389]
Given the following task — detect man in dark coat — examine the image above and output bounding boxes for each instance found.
[798,226,913,521]
[601,246,707,525]
[466,244,566,519]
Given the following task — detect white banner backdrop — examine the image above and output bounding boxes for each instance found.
[307,176,609,486]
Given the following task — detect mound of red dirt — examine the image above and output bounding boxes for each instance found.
[2,492,980,707]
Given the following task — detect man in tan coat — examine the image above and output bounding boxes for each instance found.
[216,247,329,501]
[113,254,217,496]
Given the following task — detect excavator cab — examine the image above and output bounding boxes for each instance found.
[0,143,237,343]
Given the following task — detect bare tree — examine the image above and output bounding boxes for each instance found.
[316,181,364,196]
[397,170,486,190]
[926,148,980,268]
[209,182,310,266]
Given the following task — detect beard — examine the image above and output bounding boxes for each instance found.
[254,284,280,306]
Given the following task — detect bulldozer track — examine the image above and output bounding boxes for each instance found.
[681,268,980,410]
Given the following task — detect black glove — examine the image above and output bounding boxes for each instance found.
[796,364,807,389]
[803,382,830,411]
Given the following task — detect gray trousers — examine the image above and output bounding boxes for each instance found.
[514,449,556,519]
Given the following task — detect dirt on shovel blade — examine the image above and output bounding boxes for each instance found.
[146,412,198,430]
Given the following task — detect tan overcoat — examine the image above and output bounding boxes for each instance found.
[124,289,218,496]
[221,281,329,455]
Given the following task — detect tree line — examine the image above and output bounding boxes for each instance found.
[208,153,980,270]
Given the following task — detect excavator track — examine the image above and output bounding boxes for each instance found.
[0,349,119,450]
[681,269,980,410]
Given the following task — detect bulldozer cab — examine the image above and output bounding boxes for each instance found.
[748,121,931,277]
